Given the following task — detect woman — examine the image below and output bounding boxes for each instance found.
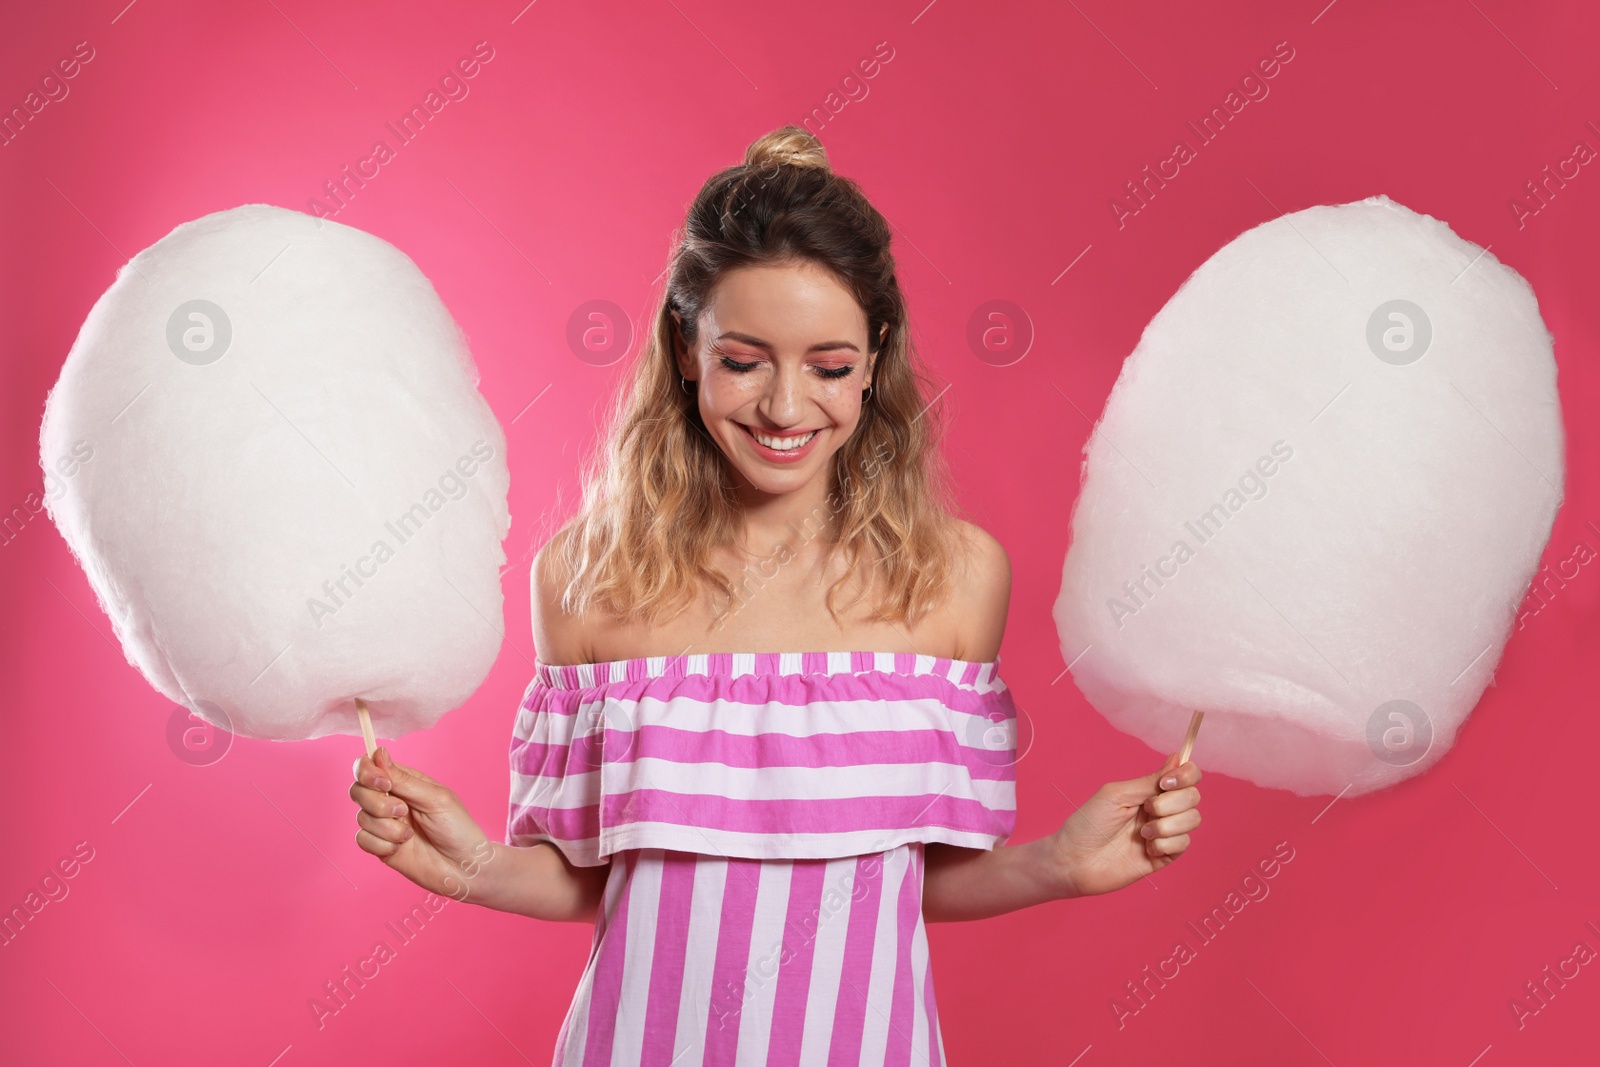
[348,125,1202,1065]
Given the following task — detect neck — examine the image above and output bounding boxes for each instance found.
[732,473,843,559]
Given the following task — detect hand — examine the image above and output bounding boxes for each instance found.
[1050,751,1202,898]
[349,747,496,901]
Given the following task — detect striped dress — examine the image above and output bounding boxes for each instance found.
[507,650,1020,1067]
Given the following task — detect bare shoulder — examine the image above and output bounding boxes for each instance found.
[531,539,592,666]
[948,518,1011,662]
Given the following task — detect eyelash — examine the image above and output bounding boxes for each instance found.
[718,355,854,379]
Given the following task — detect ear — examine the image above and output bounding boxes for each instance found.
[868,323,887,384]
[668,310,692,377]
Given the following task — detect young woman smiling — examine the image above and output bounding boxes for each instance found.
[348,125,1202,1067]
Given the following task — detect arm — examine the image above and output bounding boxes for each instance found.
[351,746,609,923]
[463,840,610,923]
[347,539,610,922]
[474,535,610,920]
[923,522,1203,920]
[923,753,1203,921]
[924,523,1060,921]
[923,837,1074,922]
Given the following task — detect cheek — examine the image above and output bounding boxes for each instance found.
[821,376,857,397]
[701,374,760,414]
[818,379,861,419]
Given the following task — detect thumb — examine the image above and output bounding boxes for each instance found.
[1118,751,1180,802]
[376,747,452,808]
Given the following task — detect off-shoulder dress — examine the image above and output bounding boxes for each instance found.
[507,650,1020,1067]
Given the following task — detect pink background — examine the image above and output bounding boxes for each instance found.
[3,1,1598,1064]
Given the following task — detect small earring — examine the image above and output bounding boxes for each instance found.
[680,375,693,394]
[862,384,873,403]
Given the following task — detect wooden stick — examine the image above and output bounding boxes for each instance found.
[1177,709,1204,766]
[355,697,377,757]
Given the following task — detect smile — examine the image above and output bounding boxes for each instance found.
[736,421,822,459]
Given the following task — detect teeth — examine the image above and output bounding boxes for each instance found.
[750,427,817,451]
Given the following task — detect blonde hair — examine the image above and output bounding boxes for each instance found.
[547,125,964,633]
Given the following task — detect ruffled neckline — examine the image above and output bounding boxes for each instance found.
[511,648,1019,863]
[532,649,1003,690]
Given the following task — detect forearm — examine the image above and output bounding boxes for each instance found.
[922,837,1075,922]
[465,841,609,923]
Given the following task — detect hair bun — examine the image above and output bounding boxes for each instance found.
[743,125,830,172]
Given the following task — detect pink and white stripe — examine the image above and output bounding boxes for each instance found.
[505,650,1020,1067]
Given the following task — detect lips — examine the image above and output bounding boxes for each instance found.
[736,421,822,460]
[738,422,817,443]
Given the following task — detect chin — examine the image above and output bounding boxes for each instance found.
[721,436,837,495]
[730,460,817,494]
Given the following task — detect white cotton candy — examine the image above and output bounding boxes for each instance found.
[39,205,511,741]
[1054,195,1563,796]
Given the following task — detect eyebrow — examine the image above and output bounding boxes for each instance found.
[716,331,861,354]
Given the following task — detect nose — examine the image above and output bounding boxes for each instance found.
[757,360,807,426]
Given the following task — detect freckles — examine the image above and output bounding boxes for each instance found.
[817,376,854,398]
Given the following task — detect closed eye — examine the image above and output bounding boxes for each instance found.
[718,355,854,379]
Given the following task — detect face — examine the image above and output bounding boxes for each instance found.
[673,261,877,498]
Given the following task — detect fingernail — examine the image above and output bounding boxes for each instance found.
[392,803,407,817]
[375,776,392,791]
[1140,824,1155,839]
[1161,775,1178,789]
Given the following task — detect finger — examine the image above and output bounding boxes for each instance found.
[349,781,409,818]
[375,748,455,807]
[1147,832,1190,857]
[1143,785,1200,818]
[1158,759,1201,792]
[355,827,400,858]
[1115,763,1174,804]
[1140,808,1201,840]
[352,754,393,793]
[377,746,438,783]
[357,808,414,844]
